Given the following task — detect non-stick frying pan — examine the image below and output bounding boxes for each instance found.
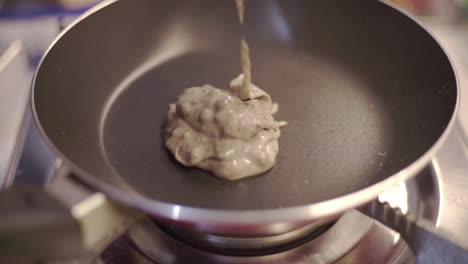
[31,0,457,239]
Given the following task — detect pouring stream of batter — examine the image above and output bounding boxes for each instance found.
[236,0,252,100]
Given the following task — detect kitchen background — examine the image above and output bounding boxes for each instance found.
[2,0,468,263]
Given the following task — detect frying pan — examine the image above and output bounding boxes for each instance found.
[25,0,461,255]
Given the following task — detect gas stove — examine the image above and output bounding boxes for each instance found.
[2,2,468,264]
[99,211,413,264]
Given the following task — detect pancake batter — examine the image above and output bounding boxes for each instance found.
[164,0,286,180]
[164,75,286,180]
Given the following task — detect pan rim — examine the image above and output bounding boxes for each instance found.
[30,0,461,225]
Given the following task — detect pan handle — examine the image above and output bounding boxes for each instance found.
[361,200,468,264]
[0,164,142,263]
[46,167,144,254]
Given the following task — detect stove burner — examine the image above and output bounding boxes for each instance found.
[156,220,333,256]
[126,210,414,264]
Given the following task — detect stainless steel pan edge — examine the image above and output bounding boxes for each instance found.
[29,0,461,235]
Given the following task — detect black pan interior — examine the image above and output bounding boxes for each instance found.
[34,0,457,210]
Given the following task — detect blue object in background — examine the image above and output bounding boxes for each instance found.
[0,0,95,20]
[0,0,96,69]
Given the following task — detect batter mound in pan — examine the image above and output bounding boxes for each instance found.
[164,74,286,180]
